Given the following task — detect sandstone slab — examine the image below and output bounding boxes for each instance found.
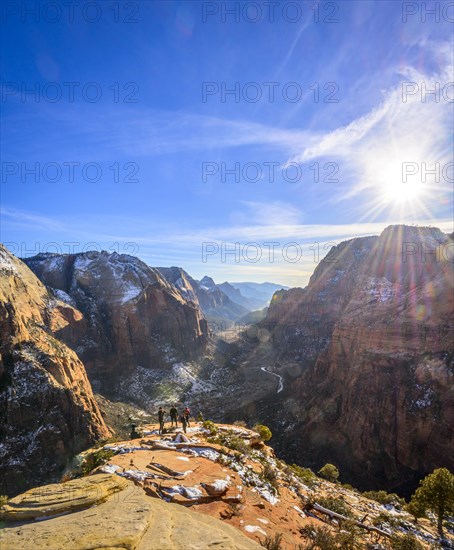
[0,474,261,550]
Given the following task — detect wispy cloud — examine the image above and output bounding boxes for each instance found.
[3,206,452,246]
[287,42,453,208]
[0,207,65,232]
[2,106,309,160]
[2,206,452,286]
[239,200,302,226]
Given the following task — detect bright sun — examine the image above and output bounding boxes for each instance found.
[376,154,427,205]
[383,178,424,203]
[355,142,445,221]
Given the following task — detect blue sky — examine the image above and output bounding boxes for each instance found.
[1,0,453,287]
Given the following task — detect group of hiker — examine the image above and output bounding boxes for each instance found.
[157,405,191,434]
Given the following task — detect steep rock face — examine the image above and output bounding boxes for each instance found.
[0,245,110,496]
[24,252,208,393]
[254,226,454,493]
[158,267,249,323]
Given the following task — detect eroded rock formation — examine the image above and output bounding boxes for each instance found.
[252,225,454,494]
[24,252,209,393]
[0,245,110,496]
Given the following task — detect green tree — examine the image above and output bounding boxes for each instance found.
[318,463,339,483]
[253,424,272,442]
[202,420,218,435]
[409,467,454,538]
[259,533,283,549]
[390,532,424,549]
[405,498,426,523]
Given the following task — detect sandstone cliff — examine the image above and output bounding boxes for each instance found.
[249,225,454,494]
[0,245,110,496]
[24,252,209,395]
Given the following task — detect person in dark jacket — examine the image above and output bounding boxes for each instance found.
[180,414,188,434]
[170,405,178,427]
[158,407,166,435]
[183,406,191,427]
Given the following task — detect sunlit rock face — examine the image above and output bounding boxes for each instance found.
[0,245,110,496]
[248,226,454,494]
[24,252,209,394]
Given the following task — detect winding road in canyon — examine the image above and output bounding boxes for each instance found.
[260,366,284,394]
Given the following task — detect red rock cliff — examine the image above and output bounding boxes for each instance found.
[258,225,454,493]
[0,245,110,496]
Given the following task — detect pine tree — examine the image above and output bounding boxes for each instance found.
[409,468,454,538]
[318,463,339,483]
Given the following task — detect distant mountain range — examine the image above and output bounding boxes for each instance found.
[157,268,287,326]
[218,281,288,311]
[157,269,248,324]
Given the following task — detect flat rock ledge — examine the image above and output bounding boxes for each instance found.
[0,473,261,550]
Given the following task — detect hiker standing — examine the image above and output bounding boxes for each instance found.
[170,405,178,427]
[158,406,166,435]
[180,413,188,434]
[183,406,191,427]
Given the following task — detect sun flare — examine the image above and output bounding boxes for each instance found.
[383,178,424,203]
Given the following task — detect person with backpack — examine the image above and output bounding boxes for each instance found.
[170,405,178,427]
[183,406,191,427]
[158,406,166,435]
[180,413,188,434]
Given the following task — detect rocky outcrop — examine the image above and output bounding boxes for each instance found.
[247,226,454,494]
[2,423,448,549]
[24,252,208,393]
[0,245,110,497]
[0,473,261,549]
[0,473,129,521]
